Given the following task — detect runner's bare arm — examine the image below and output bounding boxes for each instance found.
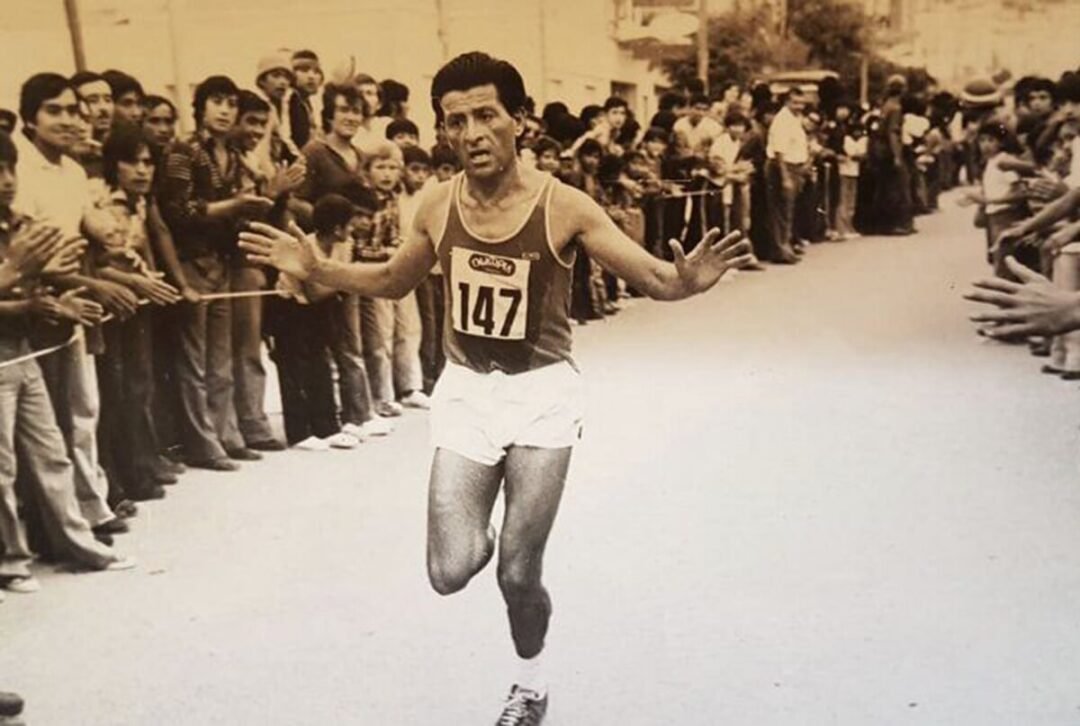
[238,197,440,300]
[558,183,753,301]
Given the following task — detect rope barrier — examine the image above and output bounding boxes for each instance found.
[0,289,289,370]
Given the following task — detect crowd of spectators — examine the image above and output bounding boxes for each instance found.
[954,72,1080,372]
[2,45,1078,601]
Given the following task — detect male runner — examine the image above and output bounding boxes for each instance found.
[239,51,752,725]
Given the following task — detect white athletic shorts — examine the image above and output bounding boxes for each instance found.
[429,360,585,466]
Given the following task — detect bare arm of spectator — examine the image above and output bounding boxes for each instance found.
[996,187,1080,247]
[146,199,199,303]
[558,183,751,301]
[966,257,1080,337]
[158,143,270,231]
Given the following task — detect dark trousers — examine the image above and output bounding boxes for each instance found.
[765,160,807,258]
[176,255,243,462]
[415,273,446,395]
[97,305,160,502]
[270,298,339,445]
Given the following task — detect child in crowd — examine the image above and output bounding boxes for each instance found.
[358,141,427,416]
[272,194,361,451]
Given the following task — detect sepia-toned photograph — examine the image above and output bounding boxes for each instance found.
[1,0,1080,723]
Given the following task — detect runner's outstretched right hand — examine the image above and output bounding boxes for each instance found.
[239,221,318,281]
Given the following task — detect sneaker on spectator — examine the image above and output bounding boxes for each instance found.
[294,436,330,452]
[376,401,405,417]
[105,556,138,572]
[340,423,368,441]
[326,432,360,449]
[400,391,431,410]
[3,576,40,594]
[360,415,394,437]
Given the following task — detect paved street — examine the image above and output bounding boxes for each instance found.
[4,195,1080,725]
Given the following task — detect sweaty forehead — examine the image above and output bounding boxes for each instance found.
[439,85,504,116]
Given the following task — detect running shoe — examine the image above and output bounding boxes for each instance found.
[105,556,138,572]
[495,685,547,726]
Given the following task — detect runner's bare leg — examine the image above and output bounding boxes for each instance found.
[426,448,502,595]
[497,445,573,658]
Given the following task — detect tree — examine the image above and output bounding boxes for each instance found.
[789,0,871,77]
[662,6,807,92]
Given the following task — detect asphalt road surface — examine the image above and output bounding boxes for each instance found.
[4,196,1080,725]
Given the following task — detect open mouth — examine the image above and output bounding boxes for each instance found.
[469,150,492,165]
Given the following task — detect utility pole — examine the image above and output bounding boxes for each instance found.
[165,0,193,133]
[434,0,451,62]
[697,0,709,94]
[63,0,87,72]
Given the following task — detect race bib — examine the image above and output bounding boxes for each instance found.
[450,248,530,340]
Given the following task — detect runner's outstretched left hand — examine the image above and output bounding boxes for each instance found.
[669,229,754,296]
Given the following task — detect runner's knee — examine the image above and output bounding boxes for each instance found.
[427,529,494,595]
[496,556,541,599]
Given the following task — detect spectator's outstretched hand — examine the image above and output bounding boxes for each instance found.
[669,229,753,296]
[41,236,88,278]
[965,257,1080,337]
[8,223,66,279]
[239,221,317,281]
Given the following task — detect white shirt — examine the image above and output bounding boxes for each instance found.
[708,132,741,169]
[12,132,93,237]
[766,106,809,164]
[673,116,722,156]
[840,135,867,177]
[982,152,1020,216]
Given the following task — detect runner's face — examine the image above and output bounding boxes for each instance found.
[143,103,176,147]
[439,84,522,180]
[77,81,114,133]
[117,146,154,196]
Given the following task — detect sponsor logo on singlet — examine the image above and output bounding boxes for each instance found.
[468,253,516,277]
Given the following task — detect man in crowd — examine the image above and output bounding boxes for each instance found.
[14,73,140,531]
[765,87,810,264]
[0,126,137,597]
[673,93,722,159]
[239,50,751,725]
[157,75,273,471]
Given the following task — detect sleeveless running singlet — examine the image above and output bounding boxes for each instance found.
[437,172,576,375]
